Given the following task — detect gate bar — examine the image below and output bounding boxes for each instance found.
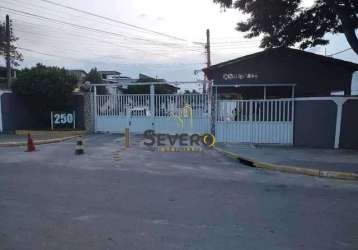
[93,86,97,132]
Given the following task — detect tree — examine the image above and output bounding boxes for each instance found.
[85,68,102,84]
[85,67,107,94]
[213,0,358,55]
[12,64,77,113]
[0,17,23,67]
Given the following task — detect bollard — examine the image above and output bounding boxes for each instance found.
[75,136,84,155]
[125,128,130,148]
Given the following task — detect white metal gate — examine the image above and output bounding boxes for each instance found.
[215,99,294,144]
[94,93,210,134]
[94,91,294,144]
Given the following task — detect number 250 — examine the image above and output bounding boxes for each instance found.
[54,114,73,124]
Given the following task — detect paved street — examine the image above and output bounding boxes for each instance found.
[0,134,358,250]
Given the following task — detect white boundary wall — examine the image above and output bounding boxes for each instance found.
[215,99,294,144]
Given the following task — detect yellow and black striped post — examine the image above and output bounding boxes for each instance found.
[125,128,130,148]
[75,136,84,155]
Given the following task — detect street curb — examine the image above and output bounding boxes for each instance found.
[0,135,81,148]
[214,147,358,181]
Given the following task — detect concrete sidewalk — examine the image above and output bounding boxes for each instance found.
[216,143,358,179]
[0,130,86,147]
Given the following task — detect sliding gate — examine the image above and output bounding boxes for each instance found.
[215,99,294,144]
[95,94,210,134]
[94,92,293,145]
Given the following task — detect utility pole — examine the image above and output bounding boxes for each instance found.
[205,29,216,136]
[5,15,12,89]
[206,29,211,69]
[204,29,211,94]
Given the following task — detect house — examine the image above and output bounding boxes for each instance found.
[99,71,121,81]
[203,47,358,99]
[123,74,179,94]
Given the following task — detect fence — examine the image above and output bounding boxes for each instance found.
[95,94,210,134]
[215,99,294,144]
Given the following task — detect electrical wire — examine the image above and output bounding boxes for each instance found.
[37,0,202,44]
[0,2,238,74]
[14,25,201,60]
[2,0,205,49]
[0,5,203,52]
[328,48,352,57]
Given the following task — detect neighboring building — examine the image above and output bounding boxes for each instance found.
[99,71,121,82]
[203,47,358,99]
[95,71,178,94]
[97,70,125,94]
[124,74,179,94]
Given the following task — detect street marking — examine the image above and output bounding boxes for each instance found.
[112,151,121,161]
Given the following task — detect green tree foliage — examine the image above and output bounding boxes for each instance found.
[12,64,77,111]
[0,18,23,66]
[85,67,107,94]
[213,0,358,54]
[85,67,102,84]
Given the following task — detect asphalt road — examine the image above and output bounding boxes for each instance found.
[0,134,357,250]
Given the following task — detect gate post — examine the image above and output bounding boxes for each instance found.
[210,85,216,136]
[0,91,5,133]
[150,84,155,130]
[249,101,253,142]
[93,86,97,132]
[291,85,295,145]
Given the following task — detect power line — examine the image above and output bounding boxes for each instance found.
[14,24,202,59]
[11,0,205,49]
[19,46,206,75]
[328,47,352,57]
[0,6,202,51]
[12,17,192,51]
[18,46,118,63]
[37,0,202,44]
[1,6,207,72]
[8,0,205,50]
[211,40,261,45]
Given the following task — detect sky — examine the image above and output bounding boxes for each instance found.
[0,0,357,91]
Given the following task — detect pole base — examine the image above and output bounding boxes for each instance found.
[75,149,84,155]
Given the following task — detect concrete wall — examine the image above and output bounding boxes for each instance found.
[84,92,94,133]
[293,97,358,149]
[0,92,85,132]
[294,100,337,148]
[1,92,34,131]
[1,91,357,149]
[340,99,358,149]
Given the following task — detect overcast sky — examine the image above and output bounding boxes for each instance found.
[0,0,357,91]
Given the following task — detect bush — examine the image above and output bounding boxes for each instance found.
[11,64,77,128]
